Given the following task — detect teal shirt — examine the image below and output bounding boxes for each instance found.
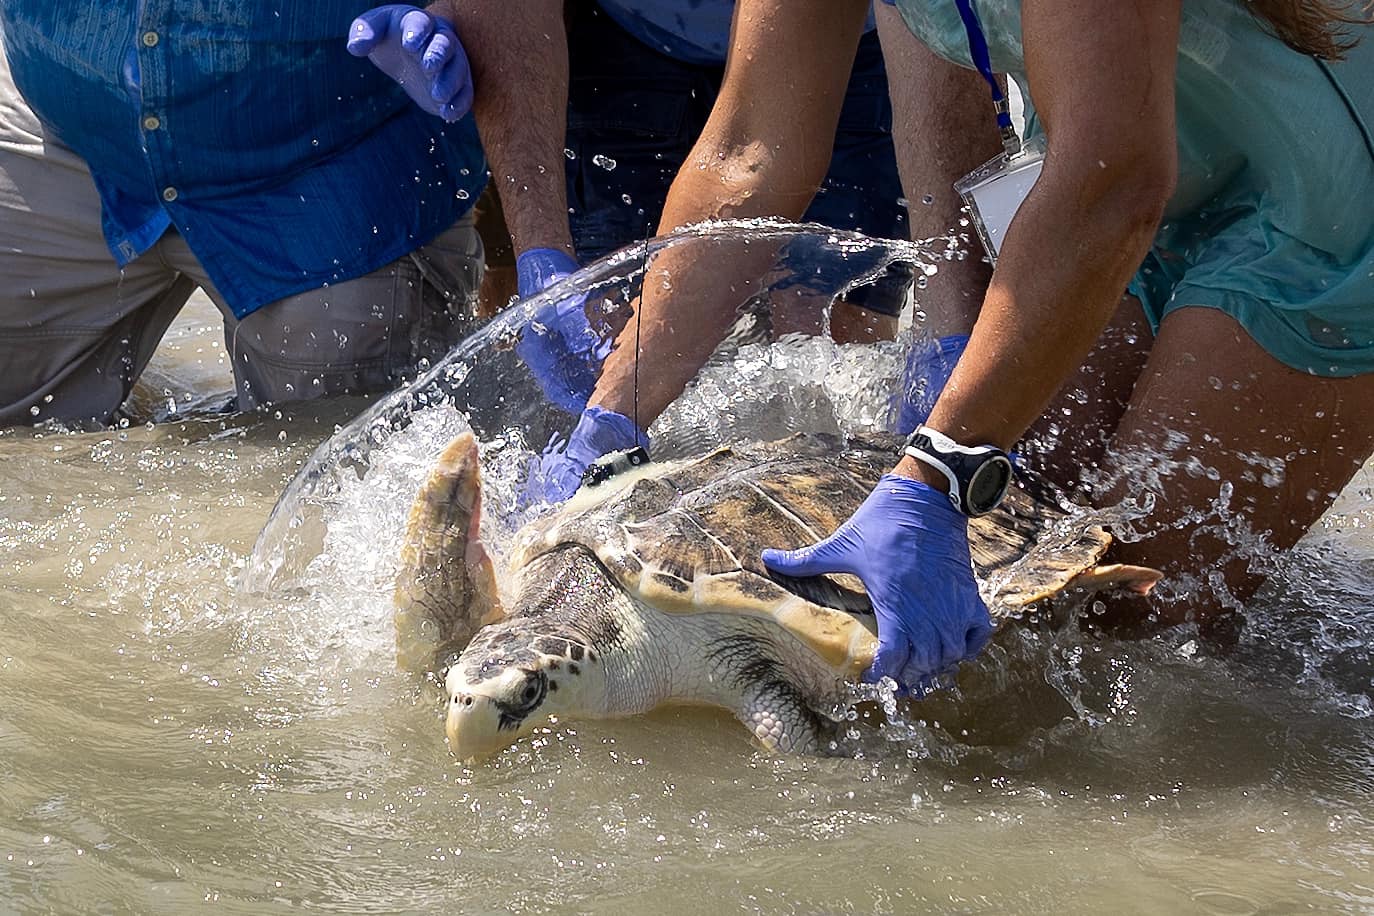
[891,0,1374,375]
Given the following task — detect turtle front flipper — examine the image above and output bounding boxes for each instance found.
[394,431,504,676]
[737,681,837,755]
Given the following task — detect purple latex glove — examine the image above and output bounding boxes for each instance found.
[515,247,579,301]
[523,406,649,508]
[347,5,473,122]
[895,334,969,435]
[762,474,993,691]
[514,248,611,415]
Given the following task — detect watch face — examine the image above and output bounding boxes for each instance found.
[967,456,1013,514]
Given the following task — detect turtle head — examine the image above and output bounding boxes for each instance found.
[443,625,607,761]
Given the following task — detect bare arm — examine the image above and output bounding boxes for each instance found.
[876,1,1001,336]
[593,0,871,422]
[433,0,574,258]
[655,0,869,228]
[897,0,1180,485]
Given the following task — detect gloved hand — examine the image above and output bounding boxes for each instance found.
[895,334,969,435]
[761,473,992,692]
[347,5,473,121]
[522,406,649,508]
[516,247,579,301]
[514,248,612,414]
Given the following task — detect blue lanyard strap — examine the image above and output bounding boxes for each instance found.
[952,0,1021,155]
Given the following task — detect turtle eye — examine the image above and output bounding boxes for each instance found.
[510,670,548,713]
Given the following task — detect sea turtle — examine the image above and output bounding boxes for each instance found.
[394,430,1160,760]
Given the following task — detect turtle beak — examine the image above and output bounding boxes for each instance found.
[445,692,521,761]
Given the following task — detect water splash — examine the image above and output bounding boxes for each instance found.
[244,220,943,594]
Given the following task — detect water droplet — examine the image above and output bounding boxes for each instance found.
[591,154,617,171]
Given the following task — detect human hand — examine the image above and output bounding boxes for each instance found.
[514,248,611,415]
[522,406,649,508]
[895,333,969,434]
[761,473,992,691]
[347,5,473,121]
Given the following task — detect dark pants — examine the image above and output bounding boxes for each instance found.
[564,3,910,315]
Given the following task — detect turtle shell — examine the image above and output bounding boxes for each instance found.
[509,432,1115,678]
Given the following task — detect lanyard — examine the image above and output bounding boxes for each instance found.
[952,0,1022,155]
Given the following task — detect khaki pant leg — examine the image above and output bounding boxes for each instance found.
[0,50,189,428]
[162,215,484,409]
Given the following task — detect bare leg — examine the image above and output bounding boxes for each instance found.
[1022,293,1155,496]
[473,185,517,319]
[1094,306,1374,633]
[770,292,898,344]
[831,301,898,344]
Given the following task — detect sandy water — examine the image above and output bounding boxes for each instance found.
[3,257,1374,915]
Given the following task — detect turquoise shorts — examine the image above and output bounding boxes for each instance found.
[1127,219,1374,380]
[1102,33,1374,378]
[1119,39,1374,379]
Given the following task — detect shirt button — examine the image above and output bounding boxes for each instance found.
[142,31,159,47]
[142,115,161,131]
[162,187,178,202]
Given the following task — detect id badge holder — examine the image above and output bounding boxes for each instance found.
[953,135,1046,265]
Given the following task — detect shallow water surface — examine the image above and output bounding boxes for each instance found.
[3,241,1373,913]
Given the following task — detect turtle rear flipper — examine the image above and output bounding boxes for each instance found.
[394,431,504,675]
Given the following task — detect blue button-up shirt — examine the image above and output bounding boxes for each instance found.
[1,2,486,318]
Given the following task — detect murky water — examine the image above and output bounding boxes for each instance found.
[2,227,1372,913]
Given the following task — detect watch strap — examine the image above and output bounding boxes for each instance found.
[901,441,965,514]
[901,425,1011,516]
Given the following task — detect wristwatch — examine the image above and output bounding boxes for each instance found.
[901,425,1013,517]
